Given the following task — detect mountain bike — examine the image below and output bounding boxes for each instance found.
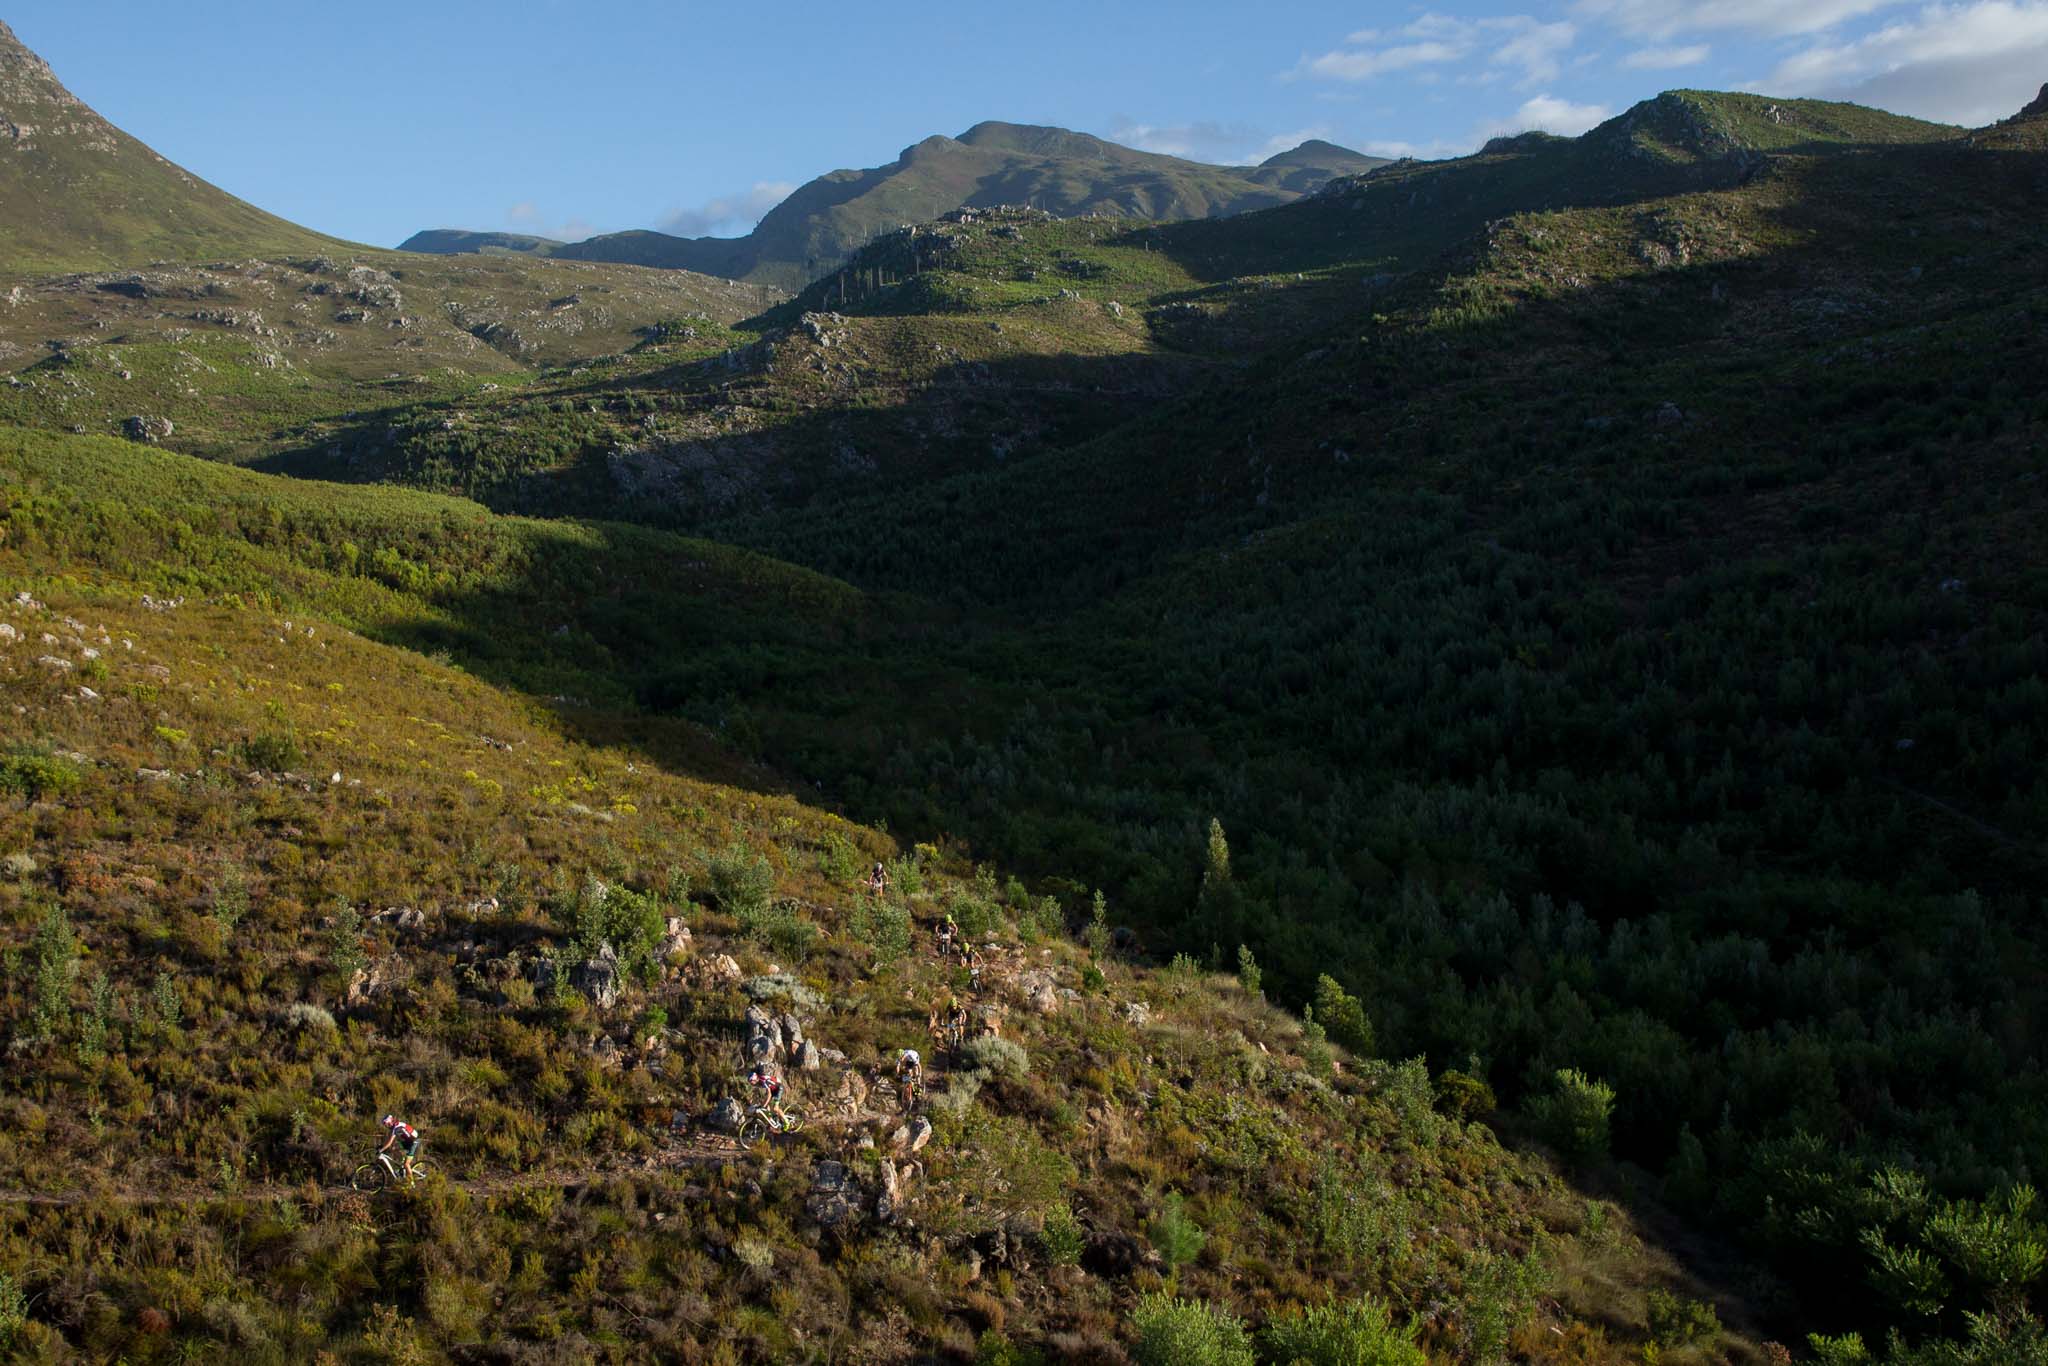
[737,1105,806,1143]
[350,1151,433,1192]
[897,1073,921,1115]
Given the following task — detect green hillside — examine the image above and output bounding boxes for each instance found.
[0,21,349,275]
[414,121,1389,290]
[0,426,1749,1362]
[5,36,2048,1361]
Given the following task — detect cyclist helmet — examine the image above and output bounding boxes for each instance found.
[381,1114,397,1127]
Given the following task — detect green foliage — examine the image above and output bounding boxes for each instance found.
[239,729,304,773]
[1149,1192,1207,1276]
[1458,1249,1545,1364]
[1313,974,1372,1056]
[1260,1297,1426,1366]
[327,902,367,979]
[1083,890,1112,959]
[1645,1289,1720,1348]
[848,894,913,965]
[1129,1294,1255,1366]
[1436,1068,1497,1121]
[817,832,861,882]
[1922,1186,2047,1292]
[565,877,664,975]
[75,969,114,1064]
[706,843,775,921]
[0,745,83,800]
[1165,952,1203,995]
[0,1270,25,1348]
[975,1330,1044,1366]
[1528,1068,1615,1159]
[1861,1228,1949,1318]
[212,866,250,933]
[740,899,819,963]
[1235,944,1262,998]
[1040,1204,1086,1266]
[30,903,78,1037]
[1300,1007,1332,1080]
[150,968,182,1030]
[1807,1332,1872,1365]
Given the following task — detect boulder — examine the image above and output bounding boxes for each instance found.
[122,415,173,444]
[743,1004,780,1062]
[573,941,621,1010]
[592,1035,621,1069]
[704,953,741,985]
[1029,979,1059,1016]
[1123,1001,1151,1028]
[806,1159,864,1228]
[778,1011,805,1055]
[904,1116,933,1154]
[799,1040,821,1071]
[661,916,691,957]
[708,1097,745,1134]
[876,1159,905,1223]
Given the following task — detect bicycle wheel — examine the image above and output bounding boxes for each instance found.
[737,1114,770,1144]
[349,1162,387,1193]
[781,1112,805,1134]
[404,1159,433,1186]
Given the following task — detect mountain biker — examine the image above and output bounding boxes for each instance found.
[378,1114,421,1180]
[946,1000,970,1055]
[748,1064,791,1131]
[936,913,957,956]
[866,861,889,895]
[895,1047,922,1109]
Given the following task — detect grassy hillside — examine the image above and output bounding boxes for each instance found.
[0,22,348,275]
[0,427,1752,1362]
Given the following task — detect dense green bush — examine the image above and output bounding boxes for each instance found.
[1528,1068,1615,1159]
[706,843,774,920]
[0,746,82,800]
[1129,1294,1255,1366]
[1260,1296,1426,1366]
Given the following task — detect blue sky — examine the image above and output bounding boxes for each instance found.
[12,1,2046,248]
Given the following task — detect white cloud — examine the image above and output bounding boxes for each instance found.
[1475,93,1614,140]
[1494,21,1579,84]
[1764,0,2048,122]
[656,181,796,239]
[1622,43,1712,68]
[505,201,541,225]
[1574,0,1912,37]
[1295,13,1579,89]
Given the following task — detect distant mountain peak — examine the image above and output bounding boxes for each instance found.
[2014,82,2048,122]
[1259,138,1367,167]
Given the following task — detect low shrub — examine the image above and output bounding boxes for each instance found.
[1129,1293,1254,1366]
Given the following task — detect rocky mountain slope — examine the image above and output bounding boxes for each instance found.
[403,122,1388,289]
[0,21,348,274]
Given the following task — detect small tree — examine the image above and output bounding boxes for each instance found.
[328,902,368,980]
[31,904,78,1039]
[1235,944,1262,998]
[1313,974,1373,1056]
[1529,1068,1615,1159]
[1150,1192,1207,1278]
[1301,1005,1332,1079]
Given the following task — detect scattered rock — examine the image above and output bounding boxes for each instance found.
[36,655,72,671]
[0,623,16,643]
[122,415,173,444]
[799,1040,821,1071]
[1123,1001,1151,1028]
[806,1159,864,1227]
[703,953,741,984]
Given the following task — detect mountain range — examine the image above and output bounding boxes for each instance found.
[400,121,1388,289]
